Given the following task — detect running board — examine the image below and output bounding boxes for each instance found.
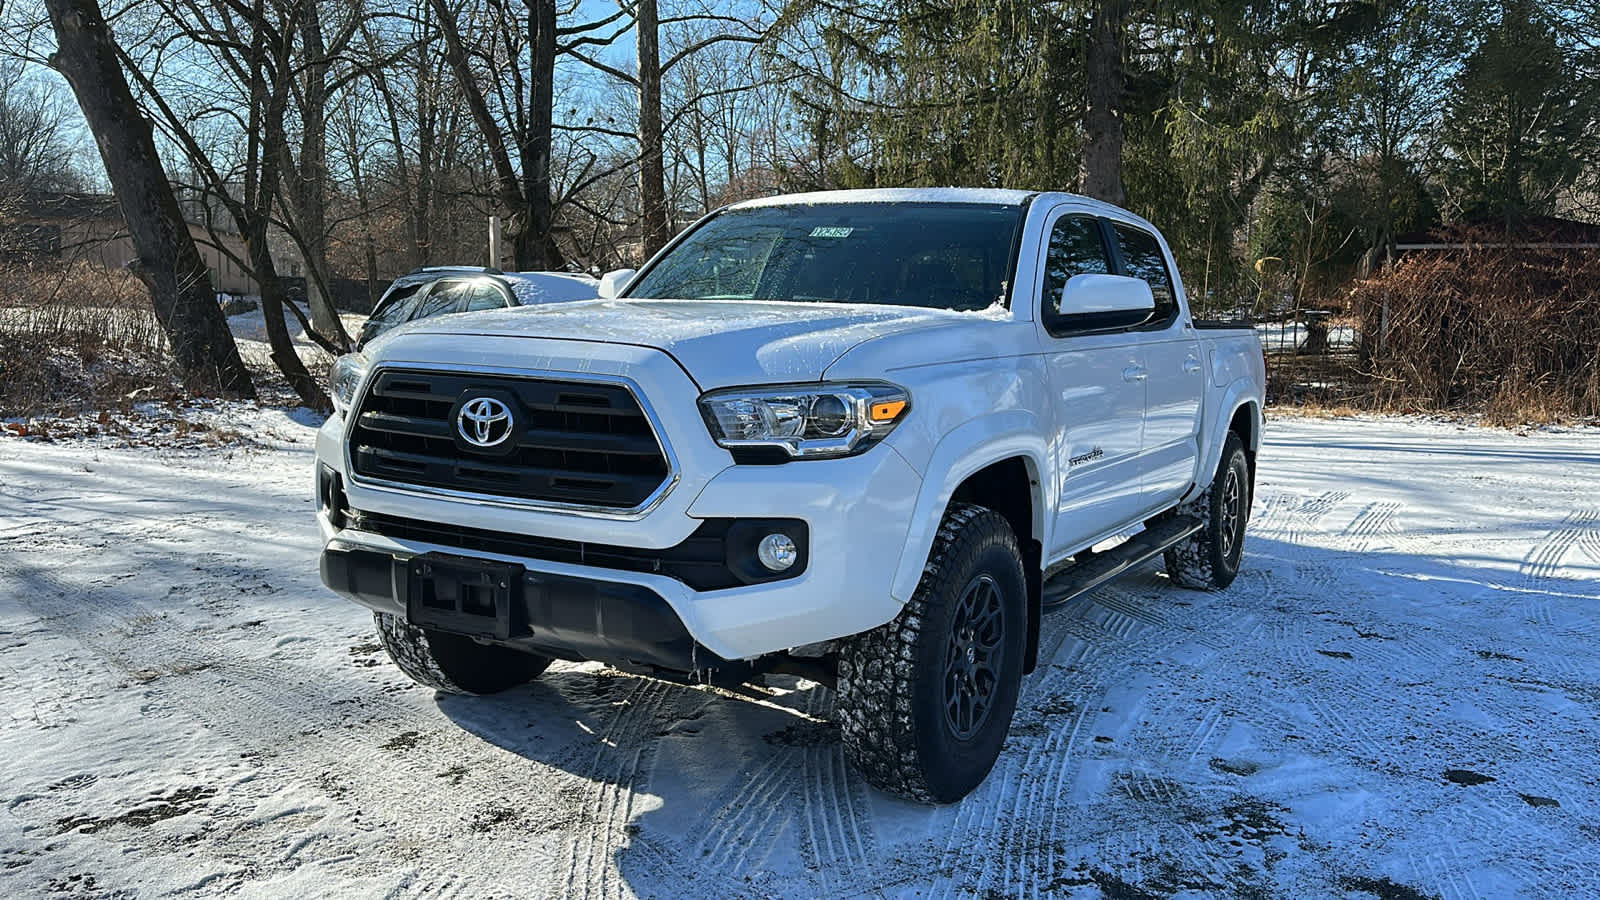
[1041,515,1204,607]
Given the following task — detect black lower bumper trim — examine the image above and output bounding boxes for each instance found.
[321,545,730,672]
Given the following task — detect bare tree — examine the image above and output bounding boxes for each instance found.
[44,0,255,398]
[571,1,768,256]
[111,0,363,407]
[0,59,84,196]
[427,0,565,270]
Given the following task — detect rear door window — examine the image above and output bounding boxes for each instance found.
[459,282,510,312]
[1110,224,1177,327]
[412,281,469,319]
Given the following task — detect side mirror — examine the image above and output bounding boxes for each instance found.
[597,268,637,299]
[1056,273,1154,328]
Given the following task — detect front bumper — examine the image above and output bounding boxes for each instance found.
[318,415,923,664]
[321,545,717,671]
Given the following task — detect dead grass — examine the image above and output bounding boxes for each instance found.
[0,260,149,309]
[0,261,313,417]
[0,263,178,417]
[1347,227,1600,421]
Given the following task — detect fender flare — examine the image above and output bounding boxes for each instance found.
[888,412,1050,604]
[1190,380,1262,498]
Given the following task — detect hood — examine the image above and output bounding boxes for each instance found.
[388,298,1002,389]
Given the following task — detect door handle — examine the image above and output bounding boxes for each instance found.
[1122,365,1148,382]
[1183,357,1203,374]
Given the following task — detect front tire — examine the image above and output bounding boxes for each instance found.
[374,612,552,694]
[835,504,1027,803]
[1164,431,1251,589]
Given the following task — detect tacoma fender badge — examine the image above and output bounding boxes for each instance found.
[1069,447,1104,467]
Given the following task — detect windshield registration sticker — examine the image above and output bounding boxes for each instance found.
[809,226,853,238]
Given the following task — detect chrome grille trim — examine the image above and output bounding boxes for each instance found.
[342,362,680,520]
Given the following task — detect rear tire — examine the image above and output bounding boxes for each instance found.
[1165,431,1251,590]
[374,612,552,695]
[835,504,1027,803]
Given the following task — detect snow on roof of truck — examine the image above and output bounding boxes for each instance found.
[728,187,1037,209]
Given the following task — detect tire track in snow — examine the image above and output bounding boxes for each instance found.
[1520,509,1599,586]
[931,753,1020,900]
[1250,489,1350,545]
[1581,522,1600,568]
[931,622,1121,899]
[955,578,1252,898]
[1254,491,1353,597]
[1340,501,1401,552]
[1040,688,1095,894]
[1116,767,1234,890]
[9,512,699,895]
[1246,491,1299,537]
[1089,587,1168,628]
[10,567,574,892]
[690,745,795,874]
[562,677,673,900]
[1515,509,1600,643]
[797,689,876,888]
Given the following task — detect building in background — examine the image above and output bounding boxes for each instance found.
[0,190,300,297]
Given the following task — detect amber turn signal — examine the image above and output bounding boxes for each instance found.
[869,399,907,423]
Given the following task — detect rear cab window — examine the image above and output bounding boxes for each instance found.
[459,281,511,313]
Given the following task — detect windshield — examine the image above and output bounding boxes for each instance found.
[626,202,1025,311]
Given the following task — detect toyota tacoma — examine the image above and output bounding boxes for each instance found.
[315,188,1265,802]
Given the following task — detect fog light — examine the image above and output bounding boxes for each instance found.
[756,533,798,572]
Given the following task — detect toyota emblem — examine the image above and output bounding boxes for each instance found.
[457,397,514,448]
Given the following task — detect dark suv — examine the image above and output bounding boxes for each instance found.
[356,267,599,350]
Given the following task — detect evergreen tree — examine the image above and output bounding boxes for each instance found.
[1438,0,1599,223]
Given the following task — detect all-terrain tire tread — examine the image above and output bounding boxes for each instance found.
[835,503,1017,803]
[1165,431,1248,590]
[373,612,550,695]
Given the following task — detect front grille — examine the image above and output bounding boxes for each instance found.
[348,369,670,509]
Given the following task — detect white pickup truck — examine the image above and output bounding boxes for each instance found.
[315,188,1265,802]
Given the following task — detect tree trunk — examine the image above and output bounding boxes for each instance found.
[637,0,668,257]
[520,0,563,270]
[1080,0,1128,206]
[430,0,561,271]
[293,0,347,341]
[250,9,330,410]
[362,13,424,267]
[342,99,382,311]
[45,0,254,399]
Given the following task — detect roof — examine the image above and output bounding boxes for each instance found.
[11,192,122,222]
[385,267,599,304]
[722,188,1155,232]
[501,271,600,305]
[404,265,503,276]
[728,188,1038,209]
[502,271,599,287]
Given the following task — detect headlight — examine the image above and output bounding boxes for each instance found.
[329,353,369,415]
[699,382,910,460]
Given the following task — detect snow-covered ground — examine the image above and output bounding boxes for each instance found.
[2,415,1598,898]
[1256,321,1358,353]
[224,302,365,371]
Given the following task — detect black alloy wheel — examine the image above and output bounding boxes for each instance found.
[944,574,1006,740]
[1218,464,1244,561]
